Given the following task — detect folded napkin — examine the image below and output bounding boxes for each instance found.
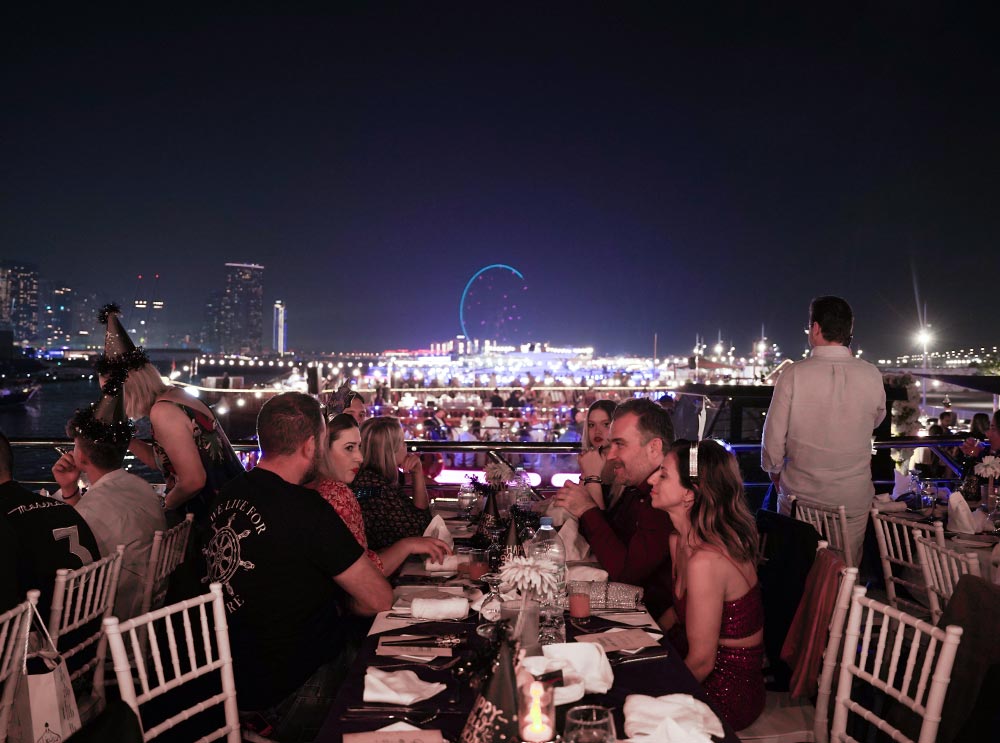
[519,655,586,706]
[542,642,614,694]
[422,515,456,571]
[873,493,908,513]
[363,667,447,705]
[410,596,469,620]
[545,503,570,527]
[949,491,980,534]
[559,518,593,561]
[567,564,608,583]
[623,693,724,743]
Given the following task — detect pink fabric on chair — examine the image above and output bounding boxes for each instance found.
[779,548,846,698]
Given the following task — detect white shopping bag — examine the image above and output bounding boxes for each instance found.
[7,605,82,743]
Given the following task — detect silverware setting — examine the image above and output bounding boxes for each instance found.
[372,656,463,671]
[610,649,670,666]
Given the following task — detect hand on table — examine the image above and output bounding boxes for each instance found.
[406,537,452,563]
[552,481,600,518]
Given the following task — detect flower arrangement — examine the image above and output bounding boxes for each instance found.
[499,556,559,604]
[974,456,1000,480]
[485,460,515,489]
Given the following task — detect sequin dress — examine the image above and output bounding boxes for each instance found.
[670,558,766,730]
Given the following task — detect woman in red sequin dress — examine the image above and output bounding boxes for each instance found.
[311,414,450,575]
[649,439,765,731]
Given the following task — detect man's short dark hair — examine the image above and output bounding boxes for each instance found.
[64,419,128,470]
[0,432,13,480]
[257,392,323,457]
[613,398,675,448]
[809,296,854,345]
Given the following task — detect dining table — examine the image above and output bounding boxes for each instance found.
[315,507,740,742]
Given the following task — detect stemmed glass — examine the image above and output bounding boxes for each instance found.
[457,483,478,522]
[478,573,504,623]
[563,705,616,742]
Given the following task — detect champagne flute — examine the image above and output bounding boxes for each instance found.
[563,705,616,743]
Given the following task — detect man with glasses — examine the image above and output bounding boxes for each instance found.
[762,296,885,566]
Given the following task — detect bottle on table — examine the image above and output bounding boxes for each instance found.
[526,516,566,645]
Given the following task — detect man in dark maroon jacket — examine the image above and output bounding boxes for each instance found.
[553,398,674,618]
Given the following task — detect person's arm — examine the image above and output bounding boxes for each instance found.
[150,402,207,510]
[378,536,451,575]
[401,454,430,510]
[680,552,725,682]
[578,449,607,509]
[656,606,678,632]
[578,497,671,585]
[333,553,394,615]
[127,437,158,470]
[51,451,84,507]
[760,370,792,478]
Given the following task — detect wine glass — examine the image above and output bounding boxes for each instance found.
[478,573,504,623]
[457,483,478,522]
[563,705,616,742]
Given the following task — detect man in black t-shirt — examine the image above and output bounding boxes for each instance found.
[203,392,391,740]
[0,433,101,617]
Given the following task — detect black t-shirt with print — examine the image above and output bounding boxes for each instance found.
[0,480,101,617]
[204,467,364,709]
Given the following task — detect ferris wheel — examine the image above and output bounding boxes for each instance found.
[459,264,528,343]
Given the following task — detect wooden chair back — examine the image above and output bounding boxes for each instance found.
[831,586,963,743]
[914,536,981,626]
[790,496,854,568]
[870,508,944,617]
[139,514,194,618]
[0,591,37,743]
[102,583,240,743]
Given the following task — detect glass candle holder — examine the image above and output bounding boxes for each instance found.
[519,680,555,742]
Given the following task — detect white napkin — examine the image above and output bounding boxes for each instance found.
[949,491,979,534]
[422,516,456,571]
[623,693,724,742]
[891,470,912,500]
[470,590,516,612]
[567,564,609,583]
[559,518,593,561]
[545,502,570,527]
[873,493,908,513]
[410,596,469,620]
[363,667,446,705]
[519,655,586,706]
[542,642,614,694]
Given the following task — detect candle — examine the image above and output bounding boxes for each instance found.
[521,681,555,742]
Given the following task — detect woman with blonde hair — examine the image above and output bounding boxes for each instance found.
[649,438,764,730]
[312,414,449,574]
[350,416,433,551]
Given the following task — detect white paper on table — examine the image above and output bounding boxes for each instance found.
[575,627,661,653]
[343,725,444,743]
[602,626,664,654]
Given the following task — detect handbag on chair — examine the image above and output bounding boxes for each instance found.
[7,604,82,743]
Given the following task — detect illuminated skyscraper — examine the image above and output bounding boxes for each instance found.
[273,299,287,355]
[39,280,75,349]
[0,261,39,345]
[220,263,264,355]
[130,273,167,347]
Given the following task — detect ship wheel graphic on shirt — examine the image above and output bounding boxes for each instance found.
[202,513,255,594]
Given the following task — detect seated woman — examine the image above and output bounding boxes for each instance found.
[312,414,450,575]
[649,439,765,731]
[351,416,434,551]
[577,399,621,509]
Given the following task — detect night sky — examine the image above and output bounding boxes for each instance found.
[4,4,999,358]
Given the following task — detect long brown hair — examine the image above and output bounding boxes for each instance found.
[360,415,404,483]
[671,439,758,563]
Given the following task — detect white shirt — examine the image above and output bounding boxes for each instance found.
[761,345,886,516]
[73,469,166,621]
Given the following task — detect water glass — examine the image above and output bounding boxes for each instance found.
[468,548,490,580]
[563,705,616,742]
[457,483,478,521]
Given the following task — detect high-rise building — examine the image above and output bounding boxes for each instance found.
[273,299,287,355]
[199,290,225,353]
[39,280,75,350]
[72,292,101,350]
[130,273,167,347]
[219,263,264,355]
[0,261,40,345]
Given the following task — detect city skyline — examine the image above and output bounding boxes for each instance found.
[5,6,1000,357]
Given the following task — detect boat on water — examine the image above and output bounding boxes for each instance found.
[0,381,40,408]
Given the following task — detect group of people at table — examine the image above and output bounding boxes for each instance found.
[6,294,968,742]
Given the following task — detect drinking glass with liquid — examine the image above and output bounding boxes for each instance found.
[563,705,616,742]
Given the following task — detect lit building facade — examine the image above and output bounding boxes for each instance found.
[220,263,264,355]
[0,261,40,345]
[273,299,287,355]
[130,273,167,347]
[39,281,75,349]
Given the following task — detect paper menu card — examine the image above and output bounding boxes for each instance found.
[376,635,453,658]
[575,627,661,653]
[343,730,444,743]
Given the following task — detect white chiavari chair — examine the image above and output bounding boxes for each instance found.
[47,545,124,723]
[139,514,194,618]
[914,536,981,626]
[790,496,854,568]
[739,548,857,743]
[831,586,962,743]
[870,507,944,617]
[0,591,37,743]
[103,583,240,743]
